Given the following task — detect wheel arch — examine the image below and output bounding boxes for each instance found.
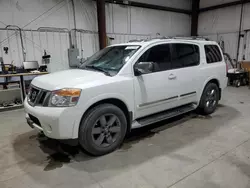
[201,78,221,101]
[207,78,220,87]
[76,98,133,138]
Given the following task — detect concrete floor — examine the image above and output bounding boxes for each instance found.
[1,87,250,188]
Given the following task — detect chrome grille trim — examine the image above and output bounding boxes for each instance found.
[28,85,50,107]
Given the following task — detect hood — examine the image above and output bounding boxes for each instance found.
[32,69,109,90]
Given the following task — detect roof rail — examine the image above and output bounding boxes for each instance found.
[128,39,145,42]
[128,36,210,43]
[168,36,210,41]
[128,37,170,43]
[150,36,171,40]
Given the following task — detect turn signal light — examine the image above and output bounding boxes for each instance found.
[54,89,81,96]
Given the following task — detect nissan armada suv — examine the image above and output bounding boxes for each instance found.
[24,37,227,156]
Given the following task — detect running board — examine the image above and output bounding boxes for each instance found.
[132,103,196,129]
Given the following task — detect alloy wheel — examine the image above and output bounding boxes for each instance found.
[205,89,217,109]
[91,114,121,147]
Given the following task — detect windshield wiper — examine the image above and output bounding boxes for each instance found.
[85,65,111,76]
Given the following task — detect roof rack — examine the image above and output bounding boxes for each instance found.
[146,36,210,41]
[169,36,210,41]
[128,37,169,43]
[128,39,145,42]
[128,36,210,43]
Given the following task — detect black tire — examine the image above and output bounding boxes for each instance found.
[79,104,127,156]
[198,83,220,115]
[235,80,241,87]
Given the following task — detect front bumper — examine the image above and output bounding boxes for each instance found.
[26,114,43,131]
[24,98,78,139]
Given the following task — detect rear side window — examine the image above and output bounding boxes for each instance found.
[205,45,222,63]
[171,43,200,69]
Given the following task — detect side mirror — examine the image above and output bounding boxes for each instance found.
[134,62,154,76]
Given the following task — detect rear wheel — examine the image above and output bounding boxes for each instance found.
[79,104,127,156]
[198,83,219,115]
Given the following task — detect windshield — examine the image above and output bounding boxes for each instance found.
[80,45,140,76]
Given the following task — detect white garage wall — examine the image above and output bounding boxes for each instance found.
[0,0,191,30]
[106,4,191,36]
[0,0,75,29]
[0,0,98,71]
[198,5,242,35]
[0,0,191,72]
[130,7,190,36]
[198,1,250,61]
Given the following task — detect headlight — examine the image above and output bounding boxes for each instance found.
[27,86,32,98]
[49,88,81,107]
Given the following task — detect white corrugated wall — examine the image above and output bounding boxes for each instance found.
[0,0,191,72]
[198,1,250,61]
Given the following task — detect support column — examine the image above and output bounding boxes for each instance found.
[191,0,200,36]
[97,0,107,49]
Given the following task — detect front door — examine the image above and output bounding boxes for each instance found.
[133,44,179,119]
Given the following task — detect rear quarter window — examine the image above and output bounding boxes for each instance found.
[204,45,222,64]
[171,43,200,69]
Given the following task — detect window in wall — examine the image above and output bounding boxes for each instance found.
[171,43,200,69]
[138,44,171,72]
[205,45,222,64]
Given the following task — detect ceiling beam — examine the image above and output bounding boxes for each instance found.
[191,0,200,36]
[97,0,107,49]
[103,0,191,15]
[200,0,250,12]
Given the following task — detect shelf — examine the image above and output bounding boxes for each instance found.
[0,104,23,112]
[0,88,20,92]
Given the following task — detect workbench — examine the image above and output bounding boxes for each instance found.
[0,72,48,111]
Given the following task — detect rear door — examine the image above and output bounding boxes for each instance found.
[170,43,202,106]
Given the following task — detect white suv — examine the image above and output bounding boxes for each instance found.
[24,38,227,155]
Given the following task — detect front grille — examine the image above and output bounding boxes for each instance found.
[29,87,39,103]
[28,86,50,106]
[37,91,47,105]
[29,114,41,127]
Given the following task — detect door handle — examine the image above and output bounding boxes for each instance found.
[168,74,176,80]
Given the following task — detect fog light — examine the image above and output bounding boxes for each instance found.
[45,124,52,132]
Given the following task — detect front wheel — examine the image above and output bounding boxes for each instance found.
[198,83,219,115]
[79,104,127,156]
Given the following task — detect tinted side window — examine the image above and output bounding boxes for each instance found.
[171,43,200,69]
[138,44,171,72]
[205,45,222,63]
